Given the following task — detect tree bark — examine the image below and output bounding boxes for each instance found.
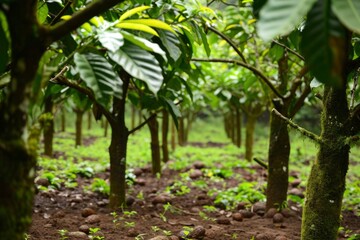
[235,108,242,148]
[171,119,176,151]
[266,110,290,210]
[148,115,161,175]
[43,97,54,156]
[178,117,185,146]
[245,115,257,161]
[302,86,349,239]
[75,109,84,147]
[162,110,169,163]
[61,108,66,132]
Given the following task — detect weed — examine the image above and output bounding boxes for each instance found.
[134,234,147,240]
[124,221,135,228]
[203,205,218,213]
[58,229,68,240]
[89,178,110,196]
[89,227,104,240]
[151,226,161,232]
[24,233,31,240]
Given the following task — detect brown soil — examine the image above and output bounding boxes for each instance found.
[29,144,360,240]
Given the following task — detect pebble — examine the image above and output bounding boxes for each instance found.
[189,169,203,179]
[281,208,295,218]
[252,202,266,216]
[53,211,65,218]
[81,208,96,217]
[237,202,247,210]
[289,188,304,198]
[152,194,172,205]
[273,213,284,223]
[264,208,277,218]
[188,225,206,239]
[79,225,90,234]
[96,201,106,207]
[133,167,143,176]
[85,214,101,224]
[255,233,273,240]
[232,213,243,221]
[290,179,301,188]
[193,161,206,169]
[44,224,52,228]
[67,231,88,239]
[126,196,136,206]
[239,209,255,218]
[35,178,50,187]
[216,217,231,225]
[135,178,146,186]
[126,228,139,237]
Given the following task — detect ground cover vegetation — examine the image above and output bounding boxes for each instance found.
[0,0,360,239]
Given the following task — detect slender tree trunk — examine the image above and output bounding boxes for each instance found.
[104,120,109,137]
[171,119,176,151]
[229,110,235,143]
[148,115,161,175]
[162,110,169,163]
[138,109,142,126]
[224,113,230,138]
[87,110,92,130]
[61,109,66,132]
[235,108,242,148]
[245,115,257,161]
[75,110,84,147]
[43,97,54,156]
[266,110,290,210]
[0,1,45,238]
[301,88,349,239]
[178,117,185,146]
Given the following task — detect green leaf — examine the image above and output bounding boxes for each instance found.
[115,22,159,36]
[158,30,181,62]
[332,0,360,33]
[268,43,284,61]
[74,52,122,106]
[37,1,49,23]
[164,99,181,129]
[119,6,151,22]
[257,0,317,41]
[98,30,124,52]
[122,19,176,34]
[199,24,211,57]
[0,12,9,73]
[300,0,346,86]
[108,43,163,94]
[121,31,167,60]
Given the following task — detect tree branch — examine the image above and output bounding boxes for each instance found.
[128,114,156,135]
[47,0,123,42]
[49,0,73,26]
[192,58,284,100]
[272,108,322,143]
[207,26,247,63]
[272,40,304,61]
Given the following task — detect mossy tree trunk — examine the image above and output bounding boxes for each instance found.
[162,110,169,163]
[75,109,84,147]
[43,97,54,156]
[148,114,161,175]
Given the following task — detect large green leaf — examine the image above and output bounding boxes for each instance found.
[257,0,317,41]
[98,30,124,52]
[301,0,346,86]
[0,12,9,73]
[108,43,163,94]
[164,98,181,129]
[37,1,49,23]
[158,30,181,62]
[74,52,122,106]
[332,0,360,33]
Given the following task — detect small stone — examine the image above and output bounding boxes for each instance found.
[239,210,255,218]
[189,169,203,179]
[289,188,304,198]
[232,213,243,222]
[53,211,65,218]
[216,217,231,225]
[126,196,136,206]
[252,202,266,216]
[126,228,139,237]
[133,167,143,176]
[96,201,106,207]
[264,208,277,218]
[85,214,101,224]
[193,161,206,169]
[135,178,146,186]
[290,179,301,188]
[273,213,284,223]
[237,202,247,210]
[191,207,201,213]
[81,208,96,217]
[152,194,172,205]
[71,197,83,203]
[188,225,206,239]
[280,208,296,218]
[197,194,207,200]
[169,236,179,240]
[79,225,90,234]
[68,231,88,239]
[35,178,50,187]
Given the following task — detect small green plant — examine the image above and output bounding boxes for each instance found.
[89,227,105,240]
[181,226,193,240]
[163,230,172,236]
[348,234,360,240]
[24,233,31,240]
[203,205,218,213]
[124,221,135,228]
[134,234,147,240]
[136,190,144,200]
[198,211,215,221]
[110,212,121,228]
[165,180,191,196]
[90,178,110,196]
[151,226,161,232]
[231,233,238,239]
[58,229,68,240]
[123,210,137,218]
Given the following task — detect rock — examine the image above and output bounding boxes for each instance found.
[189,169,203,179]
[232,213,243,222]
[188,225,206,239]
[273,213,284,223]
[193,161,206,169]
[252,202,266,216]
[81,208,96,218]
[216,217,231,225]
[237,202,247,210]
[169,236,179,240]
[96,201,107,207]
[290,179,301,188]
[79,225,90,234]
[133,167,143,176]
[135,178,146,186]
[35,178,50,187]
[289,188,304,198]
[255,233,272,240]
[238,210,255,218]
[67,231,88,239]
[197,194,207,200]
[149,236,169,240]
[152,194,172,205]
[264,208,277,218]
[126,228,139,237]
[85,214,101,224]
[275,236,288,240]
[190,207,201,213]
[281,208,296,218]
[126,196,136,206]
[53,211,65,218]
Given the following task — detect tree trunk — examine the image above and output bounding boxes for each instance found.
[235,108,242,148]
[266,110,290,210]
[178,117,185,146]
[162,110,169,163]
[0,1,45,238]
[43,97,54,156]
[75,110,84,147]
[61,109,66,132]
[171,119,176,151]
[301,87,349,240]
[148,115,161,175]
[87,110,92,130]
[245,115,257,161]
[229,110,235,143]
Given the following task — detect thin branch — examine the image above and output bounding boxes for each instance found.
[49,0,73,26]
[128,114,156,135]
[287,66,308,99]
[192,58,284,100]
[272,108,322,143]
[289,83,311,118]
[207,26,247,63]
[47,0,123,42]
[253,157,268,169]
[272,40,304,61]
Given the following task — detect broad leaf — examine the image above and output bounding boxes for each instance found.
[301,0,346,86]
[37,1,48,23]
[74,52,122,106]
[122,19,175,34]
[257,0,317,41]
[109,43,163,94]
[332,0,360,33]
[98,30,124,52]
[115,22,159,36]
[165,98,181,129]
[119,6,151,22]
[158,30,181,62]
